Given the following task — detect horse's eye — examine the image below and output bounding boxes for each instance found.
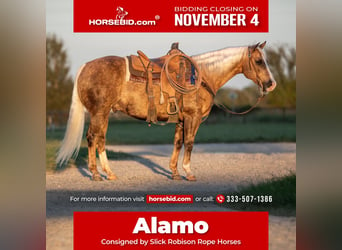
[255,59,263,65]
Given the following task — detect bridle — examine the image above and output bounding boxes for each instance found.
[206,46,267,115]
[247,46,269,97]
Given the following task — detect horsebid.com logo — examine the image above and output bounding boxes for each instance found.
[116,6,128,20]
[88,6,157,26]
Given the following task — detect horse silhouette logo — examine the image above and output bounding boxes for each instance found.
[116,6,128,20]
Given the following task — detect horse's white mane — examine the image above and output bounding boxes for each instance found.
[192,46,246,72]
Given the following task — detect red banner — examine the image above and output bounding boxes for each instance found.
[74,0,268,32]
[74,211,268,249]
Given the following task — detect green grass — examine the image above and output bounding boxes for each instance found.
[47,120,296,145]
[196,122,296,143]
[47,119,295,172]
[218,174,296,216]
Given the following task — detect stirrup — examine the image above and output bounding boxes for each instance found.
[167,96,179,115]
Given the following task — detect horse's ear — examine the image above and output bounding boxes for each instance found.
[252,42,260,51]
[259,41,267,49]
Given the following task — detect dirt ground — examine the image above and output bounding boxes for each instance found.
[46,143,296,250]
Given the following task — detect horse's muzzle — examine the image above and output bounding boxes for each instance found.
[264,80,276,92]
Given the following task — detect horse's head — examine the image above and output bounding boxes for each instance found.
[243,41,276,95]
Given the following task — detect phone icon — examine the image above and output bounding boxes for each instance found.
[216,194,225,203]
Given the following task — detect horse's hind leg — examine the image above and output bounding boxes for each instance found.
[87,113,116,181]
[86,123,103,181]
[169,122,184,180]
[97,118,117,180]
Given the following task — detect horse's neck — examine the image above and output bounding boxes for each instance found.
[193,46,247,93]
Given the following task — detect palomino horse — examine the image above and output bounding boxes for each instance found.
[56,41,276,181]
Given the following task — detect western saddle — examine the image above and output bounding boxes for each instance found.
[127,43,201,124]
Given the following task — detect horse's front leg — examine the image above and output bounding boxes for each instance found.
[169,122,184,180]
[182,114,201,181]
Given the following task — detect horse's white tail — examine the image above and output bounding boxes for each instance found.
[56,64,86,166]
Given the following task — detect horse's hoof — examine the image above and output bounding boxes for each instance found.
[172,174,182,180]
[107,174,117,181]
[92,174,103,181]
[186,175,197,181]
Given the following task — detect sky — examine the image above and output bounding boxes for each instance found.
[46,0,296,89]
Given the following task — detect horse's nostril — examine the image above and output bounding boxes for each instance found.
[263,80,276,92]
[266,80,273,88]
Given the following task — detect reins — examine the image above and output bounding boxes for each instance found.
[214,95,265,115]
[203,47,267,115]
